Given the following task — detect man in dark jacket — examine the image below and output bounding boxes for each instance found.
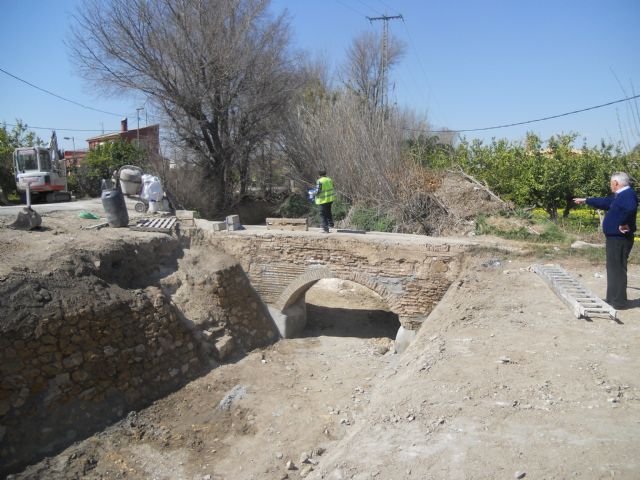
[574,172,638,309]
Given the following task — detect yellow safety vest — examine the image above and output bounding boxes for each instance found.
[315,176,336,205]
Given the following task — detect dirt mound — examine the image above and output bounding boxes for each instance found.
[433,172,509,234]
[0,266,127,335]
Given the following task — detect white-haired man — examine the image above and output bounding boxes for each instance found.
[574,172,638,309]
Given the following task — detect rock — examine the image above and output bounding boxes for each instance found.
[571,240,603,249]
[482,258,501,268]
[218,385,247,410]
[515,472,526,479]
[202,475,212,480]
[498,356,511,364]
[299,452,310,464]
[300,465,314,477]
[63,352,84,368]
[286,460,296,470]
[103,346,118,357]
[54,373,71,385]
[275,452,284,460]
[313,447,326,456]
[214,335,234,361]
[72,370,89,382]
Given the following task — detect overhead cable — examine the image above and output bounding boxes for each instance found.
[0,66,126,118]
[1,121,116,133]
[333,0,368,18]
[400,94,640,134]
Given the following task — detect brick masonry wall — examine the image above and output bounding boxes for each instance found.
[192,230,466,329]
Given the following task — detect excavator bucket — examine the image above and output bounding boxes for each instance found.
[10,207,42,230]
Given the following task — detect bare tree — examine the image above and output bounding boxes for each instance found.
[342,30,405,117]
[70,0,297,216]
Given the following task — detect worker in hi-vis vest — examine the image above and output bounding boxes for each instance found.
[315,169,336,233]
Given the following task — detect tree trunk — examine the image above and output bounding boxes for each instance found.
[239,154,250,196]
[204,160,227,217]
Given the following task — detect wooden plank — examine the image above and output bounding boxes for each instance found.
[266,217,309,231]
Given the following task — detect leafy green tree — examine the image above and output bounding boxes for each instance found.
[77,140,145,196]
[436,132,634,220]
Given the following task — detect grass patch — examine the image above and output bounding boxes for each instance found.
[476,214,573,244]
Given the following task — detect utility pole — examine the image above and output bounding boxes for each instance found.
[136,107,144,147]
[367,14,403,113]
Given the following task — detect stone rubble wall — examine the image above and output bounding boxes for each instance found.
[171,259,279,358]
[0,282,201,474]
[203,263,279,352]
[0,241,282,476]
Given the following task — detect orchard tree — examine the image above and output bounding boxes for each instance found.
[70,0,297,216]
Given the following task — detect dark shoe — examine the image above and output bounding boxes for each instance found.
[609,301,628,310]
[322,229,329,233]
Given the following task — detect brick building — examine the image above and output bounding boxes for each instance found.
[86,119,160,157]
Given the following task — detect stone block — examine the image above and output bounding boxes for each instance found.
[268,298,306,339]
[194,218,226,231]
[214,335,234,361]
[212,221,227,231]
[394,326,416,354]
[226,214,241,227]
[175,210,196,227]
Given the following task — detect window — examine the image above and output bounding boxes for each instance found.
[16,151,38,171]
[39,150,52,171]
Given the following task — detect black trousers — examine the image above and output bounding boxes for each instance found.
[605,235,634,307]
[319,202,334,231]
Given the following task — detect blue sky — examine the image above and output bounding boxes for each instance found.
[1,0,639,152]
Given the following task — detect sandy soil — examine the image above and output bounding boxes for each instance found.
[2,208,640,479]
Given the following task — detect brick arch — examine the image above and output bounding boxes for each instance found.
[275,267,398,313]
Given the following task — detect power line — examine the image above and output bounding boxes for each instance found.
[354,0,379,14]
[0,66,126,118]
[333,0,369,18]
[399,94,640,134]
[1,121,117,133]
[400,18,450,127]
[374,0,395,12]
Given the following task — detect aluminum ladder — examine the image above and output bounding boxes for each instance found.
[532,264,617,320]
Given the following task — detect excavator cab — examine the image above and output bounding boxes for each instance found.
[14,146,70,203]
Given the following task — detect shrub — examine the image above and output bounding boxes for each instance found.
[276,193,310,218]
[349,205,395,232]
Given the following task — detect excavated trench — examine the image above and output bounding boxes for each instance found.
[1,234,432,478]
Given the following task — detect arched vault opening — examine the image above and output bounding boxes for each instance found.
[305,278,400,339]
[269,267,402,342]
